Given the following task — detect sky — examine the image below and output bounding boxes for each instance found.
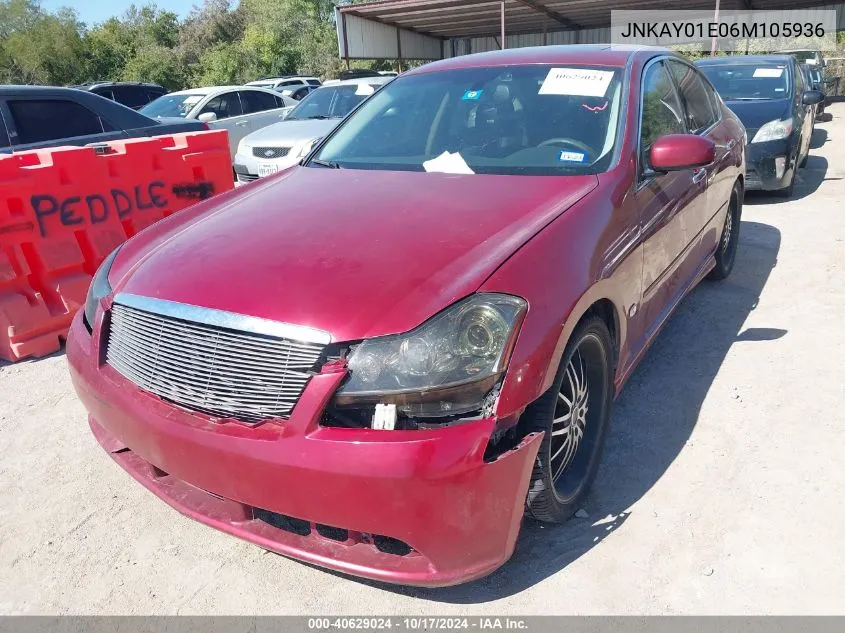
[39,0,201,26]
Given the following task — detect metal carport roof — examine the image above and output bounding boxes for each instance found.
[336,0,844,61]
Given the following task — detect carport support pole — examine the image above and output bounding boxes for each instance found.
[710,0,721,56]
[341,12,350,70]
[501,1,506,49]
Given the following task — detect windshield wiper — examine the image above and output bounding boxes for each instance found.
[310,159,341,169]
[305,115,331,120]
[730,97,772,101]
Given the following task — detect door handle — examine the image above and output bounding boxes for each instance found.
[692,167,707,184]
[236,120,249,126]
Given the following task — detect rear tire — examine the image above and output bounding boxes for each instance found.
[708,181,742,281]
[524,317,614,523]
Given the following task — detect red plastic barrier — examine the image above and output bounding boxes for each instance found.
[0,130,233,362]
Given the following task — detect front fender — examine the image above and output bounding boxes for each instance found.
[481,171,642,418]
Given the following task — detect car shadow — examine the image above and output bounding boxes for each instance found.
[0,347,65,369]
[810,126,828,150]
[324,220,782,602]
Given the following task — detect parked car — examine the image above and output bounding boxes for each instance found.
[0,85,207,153]
[72,81,167,110]
[777,48,825,69]
[801,63,827,117]
[140,86,297,158]
[697,54,823,196]
[68,45,745,587]
[233,76,391,184]
[338,69,383,80]
[247,76,322,91]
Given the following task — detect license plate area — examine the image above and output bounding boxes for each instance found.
[258,163,279,177]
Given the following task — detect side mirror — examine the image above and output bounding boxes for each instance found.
[802,90,824,106]
[650,134,716,171]
[198,112,218,123]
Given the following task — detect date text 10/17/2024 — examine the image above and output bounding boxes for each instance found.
[307,618,529,631]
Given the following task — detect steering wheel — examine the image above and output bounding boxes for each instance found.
[538,137,595,161]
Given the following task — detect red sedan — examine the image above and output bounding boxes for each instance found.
[67,45,745,587]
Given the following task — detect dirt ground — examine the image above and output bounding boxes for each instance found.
[2,104,844,616]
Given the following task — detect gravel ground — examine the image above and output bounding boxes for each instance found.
[2,105,844,616]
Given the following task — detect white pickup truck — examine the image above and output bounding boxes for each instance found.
[140,86,297,159]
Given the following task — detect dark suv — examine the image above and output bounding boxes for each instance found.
[72,82,167,110]
[0,85,206,153]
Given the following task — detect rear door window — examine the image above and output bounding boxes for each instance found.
[145,89,166,103]
[7,99,108,144]
[239,90,280,114]
[0,108,10,149]
[112,86,149,109]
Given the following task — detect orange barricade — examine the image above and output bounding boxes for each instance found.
[0,130,233,362]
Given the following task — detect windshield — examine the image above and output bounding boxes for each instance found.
[310,65,624,175]
[698,64,789,101]
[286,83,382,121]
[140,93,205,118]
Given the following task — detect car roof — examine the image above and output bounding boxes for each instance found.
[247,76,318,83]
[85,81,164,88]
[165,85,283,97]
[404,45,668,76]
[0,84,159,126]
[329,76,393,86]
[697,55,796,66]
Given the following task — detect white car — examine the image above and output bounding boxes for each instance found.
[247,76,322,91]
[140,86,297,158]
[233,77,392,185]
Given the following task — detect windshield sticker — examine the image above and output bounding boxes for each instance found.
[539,68,614,97]
[423,151,475,174]
[775,88,785,92]
[582,100,609,112]
[753,68,784,78]
[559,151,587,163]
[355,83,375,96]
[462,89,483,100]
[182,95,203,106]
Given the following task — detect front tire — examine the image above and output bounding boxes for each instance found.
[524,317,614,523]
[708,181,742,281]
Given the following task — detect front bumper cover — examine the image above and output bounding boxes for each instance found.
[745,138,797,191]
[67,310,542,587]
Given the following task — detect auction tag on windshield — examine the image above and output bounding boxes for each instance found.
[355,83,375,96]
[539,68,614,97]
[753,68,784,78]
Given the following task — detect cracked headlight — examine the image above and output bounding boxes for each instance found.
[83,247,120,332]
[334,293,527,417]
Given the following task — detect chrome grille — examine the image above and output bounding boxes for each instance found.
[253,146,291,159]
[106,296,328,424]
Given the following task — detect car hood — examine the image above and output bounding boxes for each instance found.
[113,167,597,342]
[723,98,792,132]
[241,119,341,147]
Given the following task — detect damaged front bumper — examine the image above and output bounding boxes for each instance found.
[745,138,797,191]
[66,310,542,587]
